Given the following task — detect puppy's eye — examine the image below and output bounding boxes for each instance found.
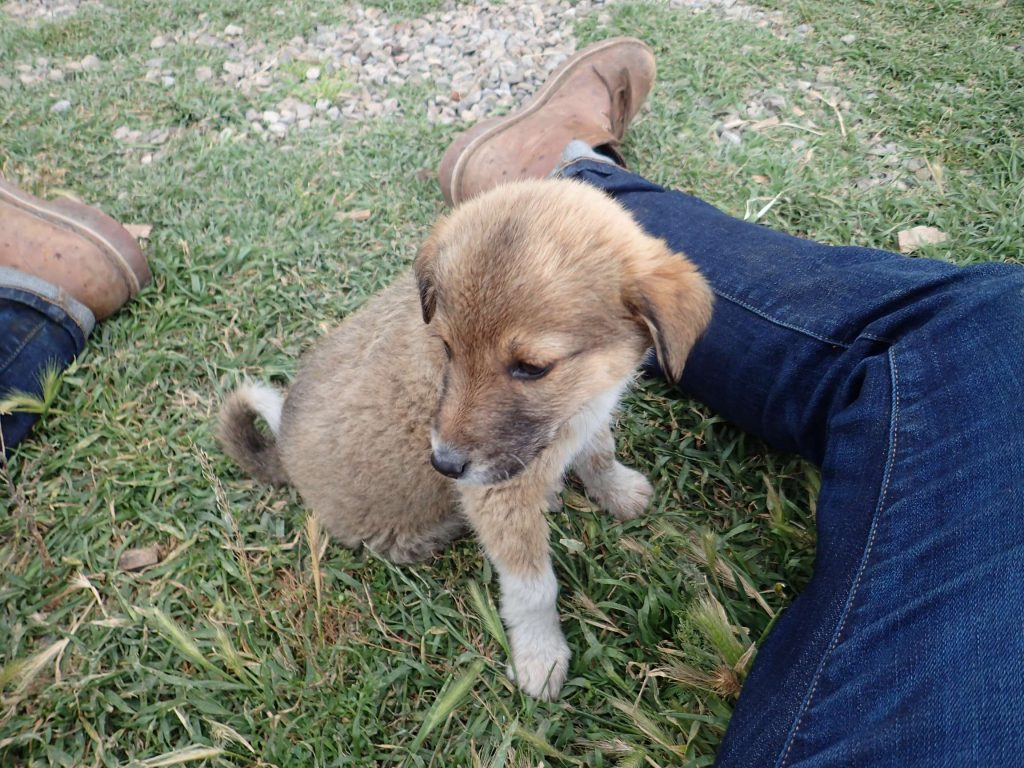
[442,341,452,360]
[510,361,553,380]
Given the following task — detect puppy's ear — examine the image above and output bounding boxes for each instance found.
[625,244,714,384]
[413,234,439,324]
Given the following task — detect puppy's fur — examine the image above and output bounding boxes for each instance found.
[218,178,712,699]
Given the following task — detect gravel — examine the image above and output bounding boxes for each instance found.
[2,0,106,20]
[3,0,927,193]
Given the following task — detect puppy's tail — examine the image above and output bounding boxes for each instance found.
[216,383,289,486]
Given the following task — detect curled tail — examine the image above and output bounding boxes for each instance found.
[216,383,289,486]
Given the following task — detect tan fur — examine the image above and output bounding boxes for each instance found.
[217,178,713,698]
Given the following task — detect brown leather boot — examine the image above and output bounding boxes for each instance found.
[438,37,656,206]
[0,177,151,320]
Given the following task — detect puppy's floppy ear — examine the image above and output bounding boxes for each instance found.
[413,233,439,324]
[625,243,714,384]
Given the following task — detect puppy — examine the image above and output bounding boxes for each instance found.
[217,178,713,699]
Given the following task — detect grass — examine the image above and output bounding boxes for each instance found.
[1,0,1021,765]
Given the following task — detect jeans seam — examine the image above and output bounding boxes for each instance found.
[715,289,852,349]
[0,319,46,377]
[775,347,901,768]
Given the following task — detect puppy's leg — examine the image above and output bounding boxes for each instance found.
[573,427,653,522]
[460,481,570,700]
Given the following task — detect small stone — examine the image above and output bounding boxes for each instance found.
[162,75,176,87]
[268,122,287,136]
[195,66,214,82]
[841,34,857,44]
[305,66,321,81]
[50,99,71,113]
[113,125,134,141]
[262,110,281,124]
[47,69,65,82]
[224,24,244,36]
[150,35,168,49]
[141,153,154,165]
[326,106,341,120]
[898,226,947,254]
[315,98,330,112]
[118,546,160,571]
[80,54,101,71]
[720,129,742,146]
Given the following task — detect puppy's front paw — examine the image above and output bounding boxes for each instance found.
[508,627,571,700]
[602,465,654,522]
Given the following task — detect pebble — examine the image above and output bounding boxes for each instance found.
[50,99,71,113]
[195,66,214,82]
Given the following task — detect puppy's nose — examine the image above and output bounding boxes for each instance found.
[430,445,469,479]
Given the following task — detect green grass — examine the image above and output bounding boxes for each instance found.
[1,0,1021,765]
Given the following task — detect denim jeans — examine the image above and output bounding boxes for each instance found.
[559,159,1024,767]
[0,266,93,453]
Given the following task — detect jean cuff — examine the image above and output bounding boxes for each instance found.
[551,154,622,180]
[0,266,95,340]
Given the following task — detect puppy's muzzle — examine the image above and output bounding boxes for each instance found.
[430,444,470,479]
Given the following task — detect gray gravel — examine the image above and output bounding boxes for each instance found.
[159,1,610,134]
[4,0,929,192]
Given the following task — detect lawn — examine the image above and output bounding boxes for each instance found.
[1,0,1021,766]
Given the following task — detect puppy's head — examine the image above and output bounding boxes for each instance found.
[415,178,712,485]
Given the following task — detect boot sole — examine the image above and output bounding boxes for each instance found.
[0,177,151,296]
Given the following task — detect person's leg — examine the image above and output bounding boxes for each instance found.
[0,177,151,452]
[0,268,93,452]
[556,155,1024,767]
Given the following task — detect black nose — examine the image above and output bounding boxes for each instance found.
[431,446,469,479]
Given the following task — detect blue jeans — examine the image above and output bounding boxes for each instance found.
[0,267,93,453]
[559,159,1024,767]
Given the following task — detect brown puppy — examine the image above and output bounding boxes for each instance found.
[218,178,713,699]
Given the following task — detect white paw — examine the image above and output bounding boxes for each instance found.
[602,466,654,521]
[507,626,570,700]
